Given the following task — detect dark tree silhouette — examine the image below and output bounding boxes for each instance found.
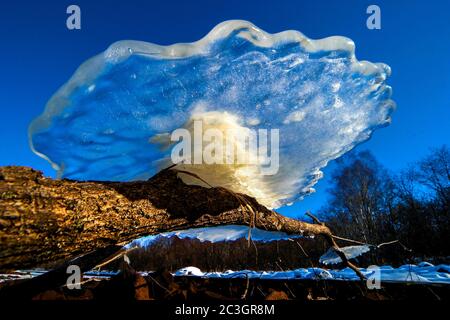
[320,151,396,244]
[321,145,450,259]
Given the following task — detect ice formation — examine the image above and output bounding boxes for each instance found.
[126,225,303,248]
[29,20,394,208]
[319,245,372,265]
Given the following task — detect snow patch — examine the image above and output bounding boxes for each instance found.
[319,245,371,265]
[172,263,450,284]
[175,267,204,277]
[127,225,302,248]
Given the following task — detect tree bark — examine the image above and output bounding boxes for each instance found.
[0,166,331,271]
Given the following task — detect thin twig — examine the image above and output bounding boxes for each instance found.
[332,235,368,246]
[93,247,138,270]
[147,274,173,296]
[173,168,214,188]
[172,166,258,248]
[305,212,366,281]
[305,211,322,225]
[241,275,251,299]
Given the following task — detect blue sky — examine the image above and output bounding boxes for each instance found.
[0,0,449,218]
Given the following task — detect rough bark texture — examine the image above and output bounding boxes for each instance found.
[0,166,331,271]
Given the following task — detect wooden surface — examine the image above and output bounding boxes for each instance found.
[0,166,331,271]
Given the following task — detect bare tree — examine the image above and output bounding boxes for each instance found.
[416,146,450,208]
[322,151,396,244]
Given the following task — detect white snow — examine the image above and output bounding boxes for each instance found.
[319,245,372,265]
[172,263,450,284]
[2,263,449,285]
[174,267,204,276]
[127,225,303,248]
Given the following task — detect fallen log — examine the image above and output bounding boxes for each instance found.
[0,245,122,299]
[0,166,331,272]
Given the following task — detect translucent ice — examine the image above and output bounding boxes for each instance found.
[319,245,372,265]
[29,20,395,208]
[126,225,302,248]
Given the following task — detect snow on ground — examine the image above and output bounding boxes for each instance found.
[127,225,303,248]
[2,263,449,285]
[0,269,120,284]
[174,267,205,277]
[173,263,450,284]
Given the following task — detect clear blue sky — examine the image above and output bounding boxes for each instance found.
[0,0,449,218]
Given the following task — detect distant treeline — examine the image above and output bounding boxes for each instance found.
[118,145,449,272]
[320,145,449,257]
[122,237,328,272]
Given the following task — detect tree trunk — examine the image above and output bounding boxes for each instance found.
[0,166,331,271]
